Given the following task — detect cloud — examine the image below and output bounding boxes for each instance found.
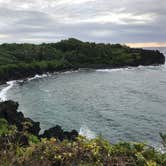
[0,0,165,45]
[70,12,156,25]
[56,0,96,5]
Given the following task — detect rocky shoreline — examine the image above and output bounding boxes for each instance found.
[0,38,165,85]
[0,67,79,85]
[0,100,78,145]
[0,61,165,86]
[0,100,166,165]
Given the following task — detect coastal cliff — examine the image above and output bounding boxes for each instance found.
[0,38,165,84]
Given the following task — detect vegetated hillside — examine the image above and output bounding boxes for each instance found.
[0,38,165,83]
[0,100,166,166]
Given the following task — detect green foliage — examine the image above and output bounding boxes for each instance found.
[0,38,164,83]
[1,104,165,165]
[160,133,166,148]
[0,118,16,136]
[28,134,40,144]
[5,136,163,166]
[0,129,165,166]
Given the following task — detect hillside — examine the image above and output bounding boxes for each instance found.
[0,38,165,83]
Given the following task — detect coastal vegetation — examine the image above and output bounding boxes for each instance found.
[0,39,166,165]
[0,38,165,83]
[0,100,166,166]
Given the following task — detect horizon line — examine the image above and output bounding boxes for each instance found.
[0,39,166,48]
[126,42,166,48]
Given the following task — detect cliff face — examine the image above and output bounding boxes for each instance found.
[129,49,165,66]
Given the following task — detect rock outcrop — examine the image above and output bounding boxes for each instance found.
[0,100,79,141]
[40,125,78,141]
[0,100,40,135]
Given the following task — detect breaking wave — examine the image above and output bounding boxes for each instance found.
[0,74,50,101]
[28,74,48,81]
[0,81,16,101]
[79,125,96,139]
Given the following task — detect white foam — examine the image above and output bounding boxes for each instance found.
[0,81,16,101]
[96,64,166,73]
[151,143,166,154]
[96,68,131,72]
[28,74,48,81]
[79,125,96,139]
[0,74,49,101]
[58,70,79,75]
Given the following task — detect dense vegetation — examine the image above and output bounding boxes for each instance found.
[0,100,166,166]
[0,39,165,165]
[0,38,165,83]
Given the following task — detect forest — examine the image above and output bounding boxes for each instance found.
[0,38,165,83]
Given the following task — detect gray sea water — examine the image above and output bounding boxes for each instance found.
[0,47,166,148]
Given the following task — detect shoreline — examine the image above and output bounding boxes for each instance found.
[0,63,165,102]
[0,63,165,86]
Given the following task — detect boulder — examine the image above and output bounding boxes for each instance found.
[0,100,40,136]
[0,100,79,141]
[40,125,78,141]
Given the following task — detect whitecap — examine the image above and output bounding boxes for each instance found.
[0,81,16,101]
[96,68,132,72]
[28,74,48,81]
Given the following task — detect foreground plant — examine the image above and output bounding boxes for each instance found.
[0,124,166,166]
[0,102,166,166]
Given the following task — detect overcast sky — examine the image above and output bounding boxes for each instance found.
[0,0,165,46]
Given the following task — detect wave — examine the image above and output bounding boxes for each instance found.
[96,64,166,73]
[28,74,48,81]
[28,70,79,81]
[0,74,50,101]
[0,81,16,101]
[96,66,142,72]
[79,125,96,139]
[0,71,79,102]
[96,68,127,72]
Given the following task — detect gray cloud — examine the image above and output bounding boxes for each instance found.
[0,0,165,44]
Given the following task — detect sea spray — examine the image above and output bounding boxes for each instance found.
[28,74,48,81]
[79,125,96,139]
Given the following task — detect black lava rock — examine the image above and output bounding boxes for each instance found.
[40,125,78,141]
[0,100,40,136]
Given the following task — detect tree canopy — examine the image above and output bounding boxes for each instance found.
[0,38,165,83]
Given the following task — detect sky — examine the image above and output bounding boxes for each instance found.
[0,0,165,47]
